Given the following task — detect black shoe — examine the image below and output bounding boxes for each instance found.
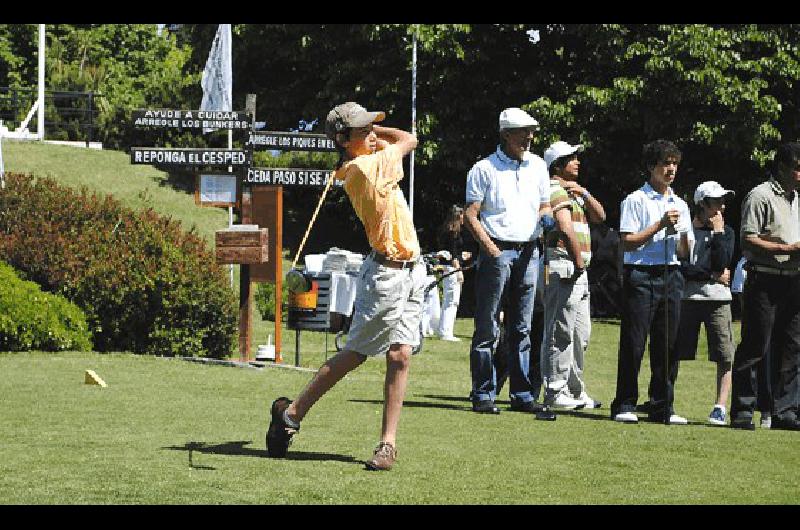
[730,418,755,431]
[509,400,544,414]
[472,400,500,414]
[771,416,800,431]
[635,401,654,414]
[266,397,299,457]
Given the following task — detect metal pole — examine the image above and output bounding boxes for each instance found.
[409,30,417,219]
[37,24,45,141]
[87,92,94,148]
[228,129,234,288]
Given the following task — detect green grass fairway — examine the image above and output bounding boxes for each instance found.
[2,319,798,505]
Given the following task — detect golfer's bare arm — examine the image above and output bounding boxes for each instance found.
[465,202,500,258]
[374,125,417,157]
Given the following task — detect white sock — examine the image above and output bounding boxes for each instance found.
[282,409,300,429]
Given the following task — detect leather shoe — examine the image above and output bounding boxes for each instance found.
[771,416,800,431]
[730,419,755,430]
[509,400,544,413]
[472,400,500,414]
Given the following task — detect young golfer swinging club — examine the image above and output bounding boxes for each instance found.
[266,102,423,471]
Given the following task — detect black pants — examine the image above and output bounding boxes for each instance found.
[731,271,800,423]
[611,266,684,420]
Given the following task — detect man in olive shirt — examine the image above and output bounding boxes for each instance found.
[730,142,800,431]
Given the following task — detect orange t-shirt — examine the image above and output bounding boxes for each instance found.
[334,144,420,261]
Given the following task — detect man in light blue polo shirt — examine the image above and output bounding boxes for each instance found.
[610,139,694,425]
[464,107,553,414]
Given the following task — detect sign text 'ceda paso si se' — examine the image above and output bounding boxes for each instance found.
[130,148,251,168]
[245,168,342,188]
[131,109,252,130]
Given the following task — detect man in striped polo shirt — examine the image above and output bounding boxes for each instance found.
[540,141,607,413]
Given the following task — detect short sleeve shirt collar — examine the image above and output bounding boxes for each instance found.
[494,145,529,167]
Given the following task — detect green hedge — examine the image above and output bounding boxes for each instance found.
[0,173,237,358]
[0,261,92,351]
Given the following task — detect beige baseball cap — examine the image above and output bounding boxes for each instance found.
[325,102,386,140]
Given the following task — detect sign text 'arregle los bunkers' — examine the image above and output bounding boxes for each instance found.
[132,109,252,130]
[130,148,251,168]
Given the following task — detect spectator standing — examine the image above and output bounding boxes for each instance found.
[730,142,800,431]
[730,257,775,429]
[464,107,552,414]
[610,140,694,425]
[675,181,736,426]
[436,205,471,341]
[539,141,607,411]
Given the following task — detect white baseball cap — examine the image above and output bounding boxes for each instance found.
[694,181,735,205]
[498,107,539,131]
[544,141,584,168]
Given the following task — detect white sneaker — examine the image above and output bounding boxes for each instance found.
[668,414,688,425]
[614,411,639,423]
[439,335,461,342]
[552,392,586,410]
[760,414,772,429]
[578,392,602,409]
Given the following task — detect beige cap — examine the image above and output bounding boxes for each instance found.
[325,102,386,140]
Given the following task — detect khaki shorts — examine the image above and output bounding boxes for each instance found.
[344,255,427,357]
[676,300,734,363]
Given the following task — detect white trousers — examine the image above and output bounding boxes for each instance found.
[438,265,462,338]
[421,275,440,336]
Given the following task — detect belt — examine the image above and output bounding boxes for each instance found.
[624,264,680,273]
[747,264,800,277]
[369,251,417,270]
[490,238,534,251]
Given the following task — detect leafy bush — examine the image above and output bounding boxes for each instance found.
[0,173,237,358]
[255,281,289,322]
[0,261,92,351]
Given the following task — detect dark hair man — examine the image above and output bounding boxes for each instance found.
[610,139,694,425]
[730,142,800,431]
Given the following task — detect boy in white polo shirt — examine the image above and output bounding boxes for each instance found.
[610,139,694,425]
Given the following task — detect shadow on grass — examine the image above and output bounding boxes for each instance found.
[349,398,472,412]
[163,441,364,467]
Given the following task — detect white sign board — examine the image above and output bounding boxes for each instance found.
[198,174,237,206]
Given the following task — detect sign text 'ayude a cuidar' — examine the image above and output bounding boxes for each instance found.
[132,109,252,130]
[248,131,336,152]
[130,148,250,168]
[245,167,342,187]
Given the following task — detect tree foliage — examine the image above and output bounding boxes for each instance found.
[5,24,800,248]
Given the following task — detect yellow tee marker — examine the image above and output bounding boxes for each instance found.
[85,369,108,388]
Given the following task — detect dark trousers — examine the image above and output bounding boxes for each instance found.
[731,271,800,423]
[611,266,684,419]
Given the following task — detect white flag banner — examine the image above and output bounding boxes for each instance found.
[200,24,232,133]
